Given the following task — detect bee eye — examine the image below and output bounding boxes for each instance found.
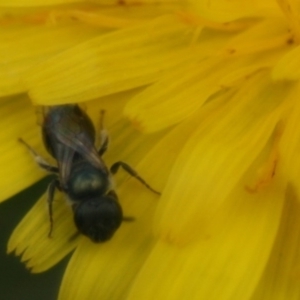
[73,198,123,243]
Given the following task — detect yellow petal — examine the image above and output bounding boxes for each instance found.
[0,14,105,97]
[58,133,174,299]
[221,18,291,57]
[84,88,138,129]
[53,4,184,28]
[125,47,284,133]
[124,57,224,132]
[58,182,158,300]
[59,238,151,300]
[127,173,285,300]
[279,82,300,196]
[188,0,281,22]
[0,95,47,201]
[0,0,178,6]
[0,0,81,6]
[218,48,288,87]
[7,192,79,273]
[251,185,300,300]
[276,0,300,41]
[24,15,196,105]
[272,45,300,81]
[57,81,207,299]
[85,88,167,170]
[154,72,290,244]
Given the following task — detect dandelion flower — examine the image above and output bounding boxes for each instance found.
[1,0,300,299]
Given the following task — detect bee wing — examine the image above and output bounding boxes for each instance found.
[44,105,108,175]
[54,142,76,186]
[55,127,107,171]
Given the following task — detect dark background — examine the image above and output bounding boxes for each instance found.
[0,177,70,300]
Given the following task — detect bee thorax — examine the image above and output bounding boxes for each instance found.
[67,165,109,200]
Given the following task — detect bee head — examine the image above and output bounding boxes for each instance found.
[73,196,123,242]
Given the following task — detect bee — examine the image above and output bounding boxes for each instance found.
[20,104,159,243]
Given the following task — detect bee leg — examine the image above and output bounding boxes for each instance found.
[47,179,60,238]
[98,133,109,156]
[110,161,160,195]
[97,110,109,156]
[19,138,58,173]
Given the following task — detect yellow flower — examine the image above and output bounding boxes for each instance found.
[1,0,300,299]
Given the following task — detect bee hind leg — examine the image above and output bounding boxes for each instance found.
[110,161,160,195]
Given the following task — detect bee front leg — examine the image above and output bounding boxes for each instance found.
[47,179,61,238]
[110,161,160,195]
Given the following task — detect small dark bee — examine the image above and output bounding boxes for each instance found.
[20,104,159,243]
